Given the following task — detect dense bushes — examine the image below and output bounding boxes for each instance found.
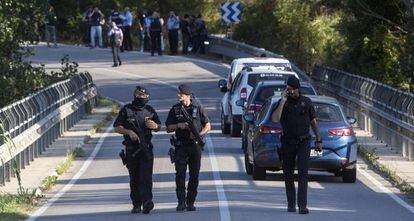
[233,0,413,91]
[0,1,87,107]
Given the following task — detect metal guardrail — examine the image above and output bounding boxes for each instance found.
[0,73,97,186]
[312,65,414,160]
[207,35,414,160]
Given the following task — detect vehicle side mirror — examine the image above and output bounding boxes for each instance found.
[347,117,357,125]
[218,79,228,93]
[235,100,245,107]
[243,114,254,123]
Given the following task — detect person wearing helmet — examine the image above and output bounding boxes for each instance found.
[114,86,161,214]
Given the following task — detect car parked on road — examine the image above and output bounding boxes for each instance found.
[240,81,317,152]
[243,95,358,183]
[218,66,298,137]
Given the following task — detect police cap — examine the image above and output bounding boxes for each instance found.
[178,84,192,95]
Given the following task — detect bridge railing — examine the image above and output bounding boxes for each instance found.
[312,65,414,160]
[207,35,414,160]
[0,72,97,186]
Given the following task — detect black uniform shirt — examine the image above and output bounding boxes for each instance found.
[165,102,210,141]
[181,20,190,35]
[277,95,315,138]
[113,104,161,145]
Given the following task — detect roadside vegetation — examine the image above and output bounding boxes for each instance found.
[234,0,413,92]
[359,147,414,202]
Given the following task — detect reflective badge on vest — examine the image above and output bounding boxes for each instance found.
[174,107,184,120]
[192,107,198,119]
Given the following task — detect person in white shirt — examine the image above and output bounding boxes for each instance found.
[107,22,123,67]
[167,11,180,55]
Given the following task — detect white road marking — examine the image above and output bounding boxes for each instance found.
[358,166,414,213]
[26,122,114,221]
[206,134,231,221]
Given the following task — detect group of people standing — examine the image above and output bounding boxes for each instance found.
[83,7,208,57]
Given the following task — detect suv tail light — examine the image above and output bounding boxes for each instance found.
[259,125,282,134]
[328,128,353,136]
[247,104,263,111]
[240,88,247,101]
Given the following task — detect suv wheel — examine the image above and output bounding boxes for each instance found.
[230,117,242,137]
[221,110,230,134]
[342,168,356,183]
[244,151,253,175]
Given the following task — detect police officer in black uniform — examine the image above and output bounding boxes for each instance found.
[165,84,211,212]
[149,11,162,56]
[114,86,161,214]
[271,76,322,214]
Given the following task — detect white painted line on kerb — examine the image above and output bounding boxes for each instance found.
[206,134,231,221]
[99,67,231,220]
[358,166,414,213]
[26,122,114,221]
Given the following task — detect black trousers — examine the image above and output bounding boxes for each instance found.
[191,34,207,54]
[126,148,154,207]
[144,32,151,51]
[150,31,162,56]
[168,29,179,54]
[282,139,311,208]
[122,25,132,51]
[182,34,190,54]
[85,24,91,45]
[111,46,121,66]
[175,143,202,204]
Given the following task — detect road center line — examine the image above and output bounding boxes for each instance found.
[26,122,114,221]
[206,134,231,221]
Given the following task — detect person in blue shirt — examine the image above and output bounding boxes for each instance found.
[121,7,133,51]
[167,11,180,55]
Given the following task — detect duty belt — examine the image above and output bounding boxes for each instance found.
[283,134,310,143]
[175,139,197,146]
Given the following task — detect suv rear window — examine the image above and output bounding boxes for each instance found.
[247,73,293,87]
[253,86,316,103]
[314,103,342,122]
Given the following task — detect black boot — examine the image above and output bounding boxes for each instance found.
[187,202,196,211]
[176,201,186,212]
[142,200,154,214]
[299,207,309,214]
[287,206,296,212]
[131,205,141,214]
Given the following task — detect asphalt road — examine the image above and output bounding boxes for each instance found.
[27,44,414,221]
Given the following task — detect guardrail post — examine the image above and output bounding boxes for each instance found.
[5,161,11,182]
[0,164,5,186]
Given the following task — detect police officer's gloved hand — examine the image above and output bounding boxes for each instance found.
[315,140,323,152]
